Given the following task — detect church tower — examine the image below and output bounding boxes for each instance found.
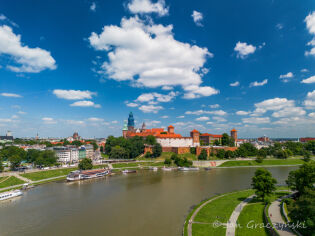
[127,112,135,132]
[122,120,128,138]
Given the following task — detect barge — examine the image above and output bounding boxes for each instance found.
[0,190,23,201]
[67,169,110,181]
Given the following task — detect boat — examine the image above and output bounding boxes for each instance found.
[162,167,173,171]
[0,190,23,201]
[204,167,212,171]
[122,169,137,174]
[178,167,199,171]
[149,167,158,171]
[67,169,110,181]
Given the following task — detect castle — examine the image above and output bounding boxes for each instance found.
[122,112,238,155]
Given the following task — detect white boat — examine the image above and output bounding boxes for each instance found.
[178,167,199,171]
[122,169,137,174]
[149,167,158,171]
[0,190,23,201]
[162,167,173,171]
[67,169,110,181]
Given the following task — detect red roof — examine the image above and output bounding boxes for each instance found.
[200,133,222,138]
[168,125,174,128]
[231,128,237,132]
[191,129,199,133]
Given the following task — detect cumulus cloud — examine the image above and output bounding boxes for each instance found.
[196,116,209,121]
[249,79,268,87]
[242,117,270,124]
[0,25,56,73]
[191,10,203,27]
[138,104,163,113]
[127,0,169,16]
[177,115,185,118]
[161,115,168,118]
[304,90,315,109]
[209,104,220,108]
[272,107,306,118]
[136,91,177,103]
[305,11,315,56]
[90,2,96,11]
[234,41,256,59]
[1,92,21,98]
[309,112,315,118]
[89,16,217,99]
[301,68,309,73]
[254,98,295,114]
[126,102,139,107]
[279,72,293,82]
[236,111,250,116]
[53,89,96,100]
[65,120,85,125]
[212,116,227,122]
[185,109,227,116]
[301,75,315,84]
[87,117,104,122]
[70,100,101,108]
[230,81,240,87]
[42,117,57,124]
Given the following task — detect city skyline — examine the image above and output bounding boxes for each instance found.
[1,0,315,138]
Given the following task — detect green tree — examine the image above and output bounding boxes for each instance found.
[0,146,27,161]
[152,143,162,158]
[305,140,315,154]
[72,140,83,147]
[144,152,152,158]
[100,146,104,153]
[216,149,225,159]
[214,140,220,146]
[190,147,196,154]
[198,149,207,160]
[145,135,156,145]
[221,133,230,146]
[171,153,178,160]
[26,149,41,163]
[257,148,267,158]
[274,150,288,159]
[9,154,22,170]
[109,146,129,159]
[303,150,311,162]
[252,168,277,200]
[225,150,234,159]
[286,162,315,195]
[164,158,171,165]
[0,160,3,172]
[78,158,93,170]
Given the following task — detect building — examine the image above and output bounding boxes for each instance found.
[0,131,14,143]
[127,112,135,132]
[83,144,94,159]
[258,135,270,142]
[299,137,315,143]
[78,147,86,159]
[53,147,79,164]
[199,133,222,145]
[230,129,237,142]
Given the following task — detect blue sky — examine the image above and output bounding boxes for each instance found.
[0,0,315,138]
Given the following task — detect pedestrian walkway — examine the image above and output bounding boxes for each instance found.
[268,197,296,236]
[225,195,255,236]
[12,173,33,183]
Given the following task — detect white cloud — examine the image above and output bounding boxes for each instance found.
[272,107,306,118]
[1,92,21,98]
[87,117,104,122]
[89,16,217,99]
[162,85,173,90]
[90,2,96,11]
[212,116,227,122]
[230,81,240,87]
[0,118,13,123]
[236,111,250,116]
[301,75,315,84]
[309,112,315,118]
[185,109,226,116]
[209,104,220,108]
[139,104,163,113]
[0,25,56,73]
[111,120,118,124]
[126,102,139,107]
[249,79,268,87]
[53,89,96,100]
[254,98,295,114]
[161,115,168,118]
[127,0,169,16]
[177,115,185,118]
[0,14,6,21]
[42,117,57,124]
[17,111,26,114]
[304,90,315,109]
[136,91,177,103]
[234,41,256,59]
[191,10,203,27]
[242,117,270,124]
[279,72,294,82]
[276,23,283,30]
[70,100,101,108]
[305,11,315,56]
[145,120,161,126]
[66,120,85,125]
[301,68,309,73]
[196,116,209,121]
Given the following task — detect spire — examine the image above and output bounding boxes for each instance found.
[141,122,146,130]
[123,120,128,131]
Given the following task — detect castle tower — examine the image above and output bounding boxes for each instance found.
[141,122,146,132]
[122,120,128,138]
[230,128,238,142]
[168,125,174,134]
[190,129,200,147]
[127,112,135,132]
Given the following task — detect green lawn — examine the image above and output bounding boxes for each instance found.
[21,168,77,181]
[192,190,254,235]
[93,164,108,169]
[0,176,25,188]
[112,162,156,168]
[219,159,304,167]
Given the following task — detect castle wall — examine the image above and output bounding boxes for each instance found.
[157,137,193,147]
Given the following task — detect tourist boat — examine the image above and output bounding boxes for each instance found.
[0,190,23,201]
[67,169,110,181]
[149,167,158,171]
[122,169,137,174]
[162,167,173,171]
[178,167,199,171]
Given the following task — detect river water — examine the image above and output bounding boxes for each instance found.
[0,166,297,236]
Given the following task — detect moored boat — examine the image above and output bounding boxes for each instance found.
[0,190,23,201]
[122,169,137,174]
[149,167,158,171]
[162,167,173,171]
[178,167,199,171]
[67,169,110,181]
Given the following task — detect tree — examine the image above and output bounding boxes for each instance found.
[145,135,156,145]
[144,152,152,158]
[0,160,3,172]
[164,158,171,165]
[274,150,288,159]
[287,188,315,236]
[171,153,178,160]
[303,150,311,162]
[305,140,315,154]
[214,140,220,146]
[252,168,277,201]
[100,146,104,153]
[225,150,234,159]
[257,148,267,158]
[26,149,41,163]
[221,133,230,146]
[72,140,83,147]
[216,149,225,159]
[198,149,207,160]
[255,156,263,163]
[109,146,129,159]
[9,154,22,170]
[152,143,162,158]
[78,158,93,170]
[286,162,315,195]
[0,146,26,161]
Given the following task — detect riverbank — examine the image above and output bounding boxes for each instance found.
[219,159,305,167]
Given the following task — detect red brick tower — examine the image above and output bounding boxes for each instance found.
[190,129,200,146]
[230,128,237,142]
[168,125,174,134]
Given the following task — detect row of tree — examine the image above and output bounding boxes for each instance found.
[105,135,162,159]
[164,153,193,167]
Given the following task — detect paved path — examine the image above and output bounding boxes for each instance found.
[268,196,296,236]
[12,173,33,183]
[225,195,255,236]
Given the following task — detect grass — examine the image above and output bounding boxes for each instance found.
[192,224,226,236]
[21,168,77,181]
[101,153,109,159]
[0,176,25,188]
[93,164,108,169]
[219,159,304,167]
[33,176,67,185]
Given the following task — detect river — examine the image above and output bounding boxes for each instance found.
[0,166,297,236]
